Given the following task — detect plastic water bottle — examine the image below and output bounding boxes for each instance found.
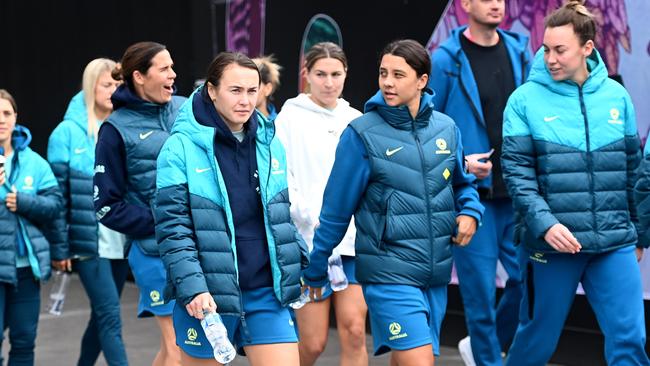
[328,253,348,292]
[201,311,236,364]
[48,271,71,316]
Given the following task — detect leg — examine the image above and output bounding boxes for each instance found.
[581,247,650,366]
[76,257,128,366]
[246,343,300,366]
[295,297,331,366]
[494,200,521,352]
[5,268,40,366]
[179,350,220,365]
[505,250,584,366]
[111,258,130,297]
[390,344,434,366]
[0,282,7,365]
[332,284,368,366]
[153,315,181,366]
[454,200,502,366]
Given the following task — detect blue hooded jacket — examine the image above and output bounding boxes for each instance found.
[502,48,643,252]
[303,90,483,288]
[154,86,308,315]
[429,26,530,195]
[48,92,99,259]
[0,125,62,283]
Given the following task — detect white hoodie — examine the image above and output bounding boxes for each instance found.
[275,94,362,256]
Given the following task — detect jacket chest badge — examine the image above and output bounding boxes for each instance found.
[435,138,450,155]
[443,168,451,180]
[271,158,285,175]
[608,108,623,125]
[22,176,34,191]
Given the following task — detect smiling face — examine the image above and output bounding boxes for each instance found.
[94,70,121,116]
[207,63,260,132]
[304,57,347,110]
[0,98,17,148]
[543,24,593,84]
[133,49,176,104]
[462,0,505,28]
[379,53,428,117]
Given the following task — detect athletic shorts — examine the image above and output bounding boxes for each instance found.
[127,242,174,317]
[362,284,447,356]
[174,287,298,359]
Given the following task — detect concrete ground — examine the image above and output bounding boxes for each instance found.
[0,274,552,365]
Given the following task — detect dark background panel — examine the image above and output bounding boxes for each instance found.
[0,0,445,155]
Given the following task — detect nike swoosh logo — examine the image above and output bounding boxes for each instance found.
[195,168,211,173]
[543,116,559,122]
[139,131,154,140]
[386,146,404,156]
[74,148,87,154]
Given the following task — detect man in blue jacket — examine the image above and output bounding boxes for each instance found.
[429,1,530,365]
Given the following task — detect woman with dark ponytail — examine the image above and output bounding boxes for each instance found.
[502,1,650,364]
[93,41,186,366]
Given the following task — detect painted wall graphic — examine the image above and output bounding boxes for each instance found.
[226,0,266,57]
[429,0,650,298]
[298,14,343,93]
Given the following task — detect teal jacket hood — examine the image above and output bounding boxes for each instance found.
[11,125,32,152]
[528,47,608,96]
[62,91,89,133]
[363,89,435,130]
[171,86,274,152]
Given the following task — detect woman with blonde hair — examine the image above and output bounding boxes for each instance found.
[252,55,282,121]
[48,58,129,365]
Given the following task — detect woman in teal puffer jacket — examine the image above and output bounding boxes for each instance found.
[501,2,650,365]
[0,89,62,365]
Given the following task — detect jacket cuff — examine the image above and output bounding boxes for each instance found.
[177,275,210,306]
[458,207,483,225]
[529,213,559,239]
[302,270,329,288]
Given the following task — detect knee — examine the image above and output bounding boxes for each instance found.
[339,322,366,350]
[300,336,327,358]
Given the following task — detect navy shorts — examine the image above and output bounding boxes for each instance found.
[174,287,298,359]
[127,243,174,317]
[362,284,447,356]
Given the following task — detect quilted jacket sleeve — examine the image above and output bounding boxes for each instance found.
[46,125,71,260]
[502,94,559,239]
[154,140,208,306]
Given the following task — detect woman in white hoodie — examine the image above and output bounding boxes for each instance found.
[275,42,367,366]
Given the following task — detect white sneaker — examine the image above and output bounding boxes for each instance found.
[458,336,477,366]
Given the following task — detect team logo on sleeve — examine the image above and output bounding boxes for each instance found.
[22,176,34,191]
[608,108,623,125]
[271,158,285,175]
[435,139,450,154]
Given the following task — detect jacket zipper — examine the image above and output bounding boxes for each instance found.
[412,122,435,284]
[455,59,485,127]
[578,86,597,234]
[210,129,249,340]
